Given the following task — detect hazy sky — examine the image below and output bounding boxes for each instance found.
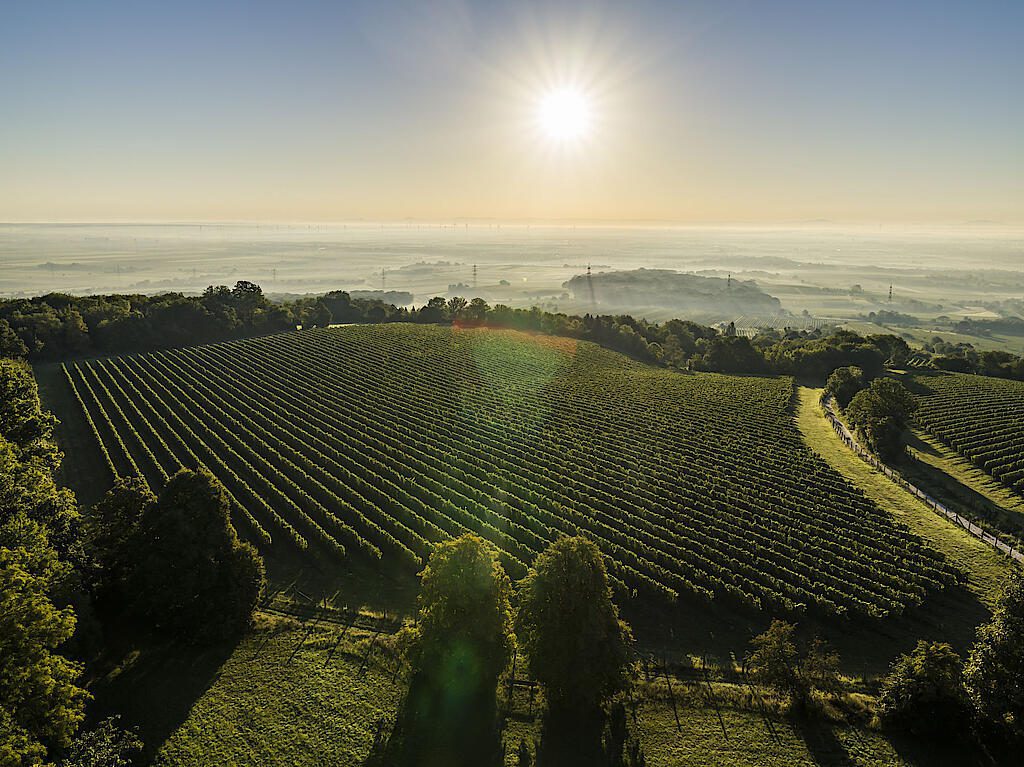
[2,0,1021,223]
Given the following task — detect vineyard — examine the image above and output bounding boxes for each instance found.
[910,371,1024,495]
[62,324,960,618]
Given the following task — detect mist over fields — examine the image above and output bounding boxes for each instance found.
[3,221,1022,337]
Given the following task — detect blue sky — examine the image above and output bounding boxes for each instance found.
[2,0,1021,222]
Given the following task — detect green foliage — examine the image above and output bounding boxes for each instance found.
[85,477,157,599]
[748,620,802,699]
[823,365,864,408]
[877,641,968,736]
[748,620,841,706]
[0,537,89,762]
[516,537,633,717]
[846,377,917,461]
[964,571,1024,734]
[0,319,28,359]
[127,469,266,643]
[695,336,767,374]
[406,534,514,695]
[0,359,89,766]
[60,716,142,767]
[0,359,58,461]
[762,330,888,380]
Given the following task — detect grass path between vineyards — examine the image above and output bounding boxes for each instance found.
[795,386,1012,610]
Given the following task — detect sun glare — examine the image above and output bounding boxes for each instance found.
[536,87,593,143]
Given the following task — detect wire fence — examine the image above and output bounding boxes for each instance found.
[821,396,1023,564]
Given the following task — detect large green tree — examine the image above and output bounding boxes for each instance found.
[747,620,841,706]
[0,360,89,765]
[126,469,265,643]
[823,365,865,408]
[516,537,633,718]
[964,572,1024,736]
[0,521,88,764]
[845,377,918,461]
[406,534,514,698]
[84,478,156,602]
[878,640,968,736]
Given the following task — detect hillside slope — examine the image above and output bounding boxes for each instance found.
[48,324,957,617]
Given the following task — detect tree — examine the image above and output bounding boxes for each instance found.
[60,716,142,767]
[697,336,767,374]
[0,359,57,457]
[747,621,842,707]
[748,619,803,699]
[965,571,1024,735]
[465,298,489,324]
[0,319,28,359]
[823,366,864,408]
[446,296,468,320]
[878,641,968,736]
[801,637,842,698]
[516,537,633,718]
[302,301,333,329]
[229,281,266,326]
[0,531,89,762]
[126,469,265,642]
[84,478,156,600]
[406,534,513,698]
[416,297,449,324]
[845,377,917,461]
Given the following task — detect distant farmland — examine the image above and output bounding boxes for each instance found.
[59,324,959,617]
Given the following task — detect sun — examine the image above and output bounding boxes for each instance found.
[536,87,593,142]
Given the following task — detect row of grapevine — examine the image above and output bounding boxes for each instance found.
[64,324,960,617]
[910,371,1024,495]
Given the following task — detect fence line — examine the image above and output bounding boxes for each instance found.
[821,396,1023,564]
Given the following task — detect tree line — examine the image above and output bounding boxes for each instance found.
[1,280,933,382]
[0,354,266,764]
[378,530,1024,765]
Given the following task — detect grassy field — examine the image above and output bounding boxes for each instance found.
[90,613,985,767]
[841,321,1024,356]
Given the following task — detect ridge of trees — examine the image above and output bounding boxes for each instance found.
[0,282,931,382]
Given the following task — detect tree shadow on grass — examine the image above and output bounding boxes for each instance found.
[364,675,504,767]
[884,727,998,767]
[534,710,606,767]
[83,618,241,763]
[791,715,857,767]
[622,582,992,681]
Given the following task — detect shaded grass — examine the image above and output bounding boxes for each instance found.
[35,361,114,507]
[146,615,405,766]
[634,701,984,767]
[902,428,1024,545]
[122,615,987,767]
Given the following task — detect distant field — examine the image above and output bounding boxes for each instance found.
[842,320,1024,356]
[53,324,959,618]
[909,371,1024,496]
